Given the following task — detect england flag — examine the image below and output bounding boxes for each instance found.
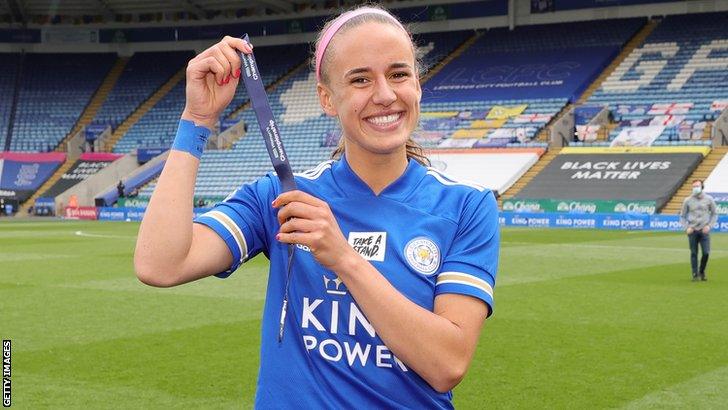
[648,102,693,115]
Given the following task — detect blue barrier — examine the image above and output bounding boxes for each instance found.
[98,207,210,221]
[499,212,728,232]
[137,148,167,163]
[95,160,166,206]
[100,207,728,233]
[34,197,55,207]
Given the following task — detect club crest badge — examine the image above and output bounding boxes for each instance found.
[404,237,440,275]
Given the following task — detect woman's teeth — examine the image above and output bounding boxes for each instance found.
[368,113,401,126]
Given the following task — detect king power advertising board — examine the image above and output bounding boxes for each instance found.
[504,153,703,214]
[499,212,728,233]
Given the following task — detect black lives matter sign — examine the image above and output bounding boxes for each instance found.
[42,160,112,198]
[516,153,702,206]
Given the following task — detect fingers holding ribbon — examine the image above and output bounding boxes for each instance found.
[193,36,251,84]
[272,190,355,270]
[182,35,254,130]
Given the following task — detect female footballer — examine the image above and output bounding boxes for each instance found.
[134,5,500,408]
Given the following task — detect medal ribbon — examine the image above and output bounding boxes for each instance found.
[239,34,297,342]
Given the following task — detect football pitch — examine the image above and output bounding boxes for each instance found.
[1,220,727,408]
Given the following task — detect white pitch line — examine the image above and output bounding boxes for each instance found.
[74,230,136,239]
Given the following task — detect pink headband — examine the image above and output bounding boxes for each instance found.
[315,7,406,83]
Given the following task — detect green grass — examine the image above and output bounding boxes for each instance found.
[1,220,727,408]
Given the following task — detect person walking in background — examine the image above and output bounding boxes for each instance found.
[680,179,718,281]
[117,180,125,198]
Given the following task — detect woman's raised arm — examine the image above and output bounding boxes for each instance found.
[134,37,253,287]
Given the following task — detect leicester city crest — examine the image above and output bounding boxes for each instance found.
[404,237,440,275]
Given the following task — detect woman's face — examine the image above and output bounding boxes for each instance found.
[318,21,421,160]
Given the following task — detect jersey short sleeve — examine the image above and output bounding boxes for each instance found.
[435,189,499,317]
[193,174,279,278]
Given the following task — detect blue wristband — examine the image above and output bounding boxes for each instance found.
[172,119,211,159]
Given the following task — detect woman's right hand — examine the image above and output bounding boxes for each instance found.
[181,36,253,129]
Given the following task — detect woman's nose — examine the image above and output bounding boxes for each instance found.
[371,77,396,106]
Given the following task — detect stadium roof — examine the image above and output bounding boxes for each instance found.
[21,0,308,14]
[2,0,339,22]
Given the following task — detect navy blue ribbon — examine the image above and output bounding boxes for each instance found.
[239,34,297,343]
[239,34,297,193]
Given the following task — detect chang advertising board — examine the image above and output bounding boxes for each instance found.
[716,201,728,216]
[502,199,657,214]
[512,153,703,213]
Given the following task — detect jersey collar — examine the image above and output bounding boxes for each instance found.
[332,154,427,201]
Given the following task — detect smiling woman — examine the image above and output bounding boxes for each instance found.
[133,5,500,409]
[316,7,429,174]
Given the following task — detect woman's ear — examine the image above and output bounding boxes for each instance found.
[317,83,337,117]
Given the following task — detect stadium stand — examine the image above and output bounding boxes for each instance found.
[419,18,645,149]
[415,30,473,75]
[417,99,567,149]
[0,53,21,151]
[9,53,116,152]
[111,44,310,155]
[139,31,475,200]
[503,146,707,214]
[92,51,195,130]
[703,148,728,217]
[2,9,726,218]
[497,148,561,209]
[705,150,728,196]
[111,81,187,153]
[0,152,66,207]
[473,19,645,53]
[135,19,652,202]
[39,152,122,199]
[580,11,728,146]
[662,145,728,214]
[222,44,311,120]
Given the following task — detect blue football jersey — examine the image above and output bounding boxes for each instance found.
[194,156,499,409]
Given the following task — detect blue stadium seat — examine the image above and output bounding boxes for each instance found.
[9,53,117,151]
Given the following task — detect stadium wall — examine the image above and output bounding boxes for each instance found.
[91,206,728,233]
[516,0,728,25]
[54,153,139,212]
[506,147,710,214]
[500,211,728,232]
[95,151,168,206]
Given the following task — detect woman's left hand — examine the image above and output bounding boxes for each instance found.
[273,190,357,271]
